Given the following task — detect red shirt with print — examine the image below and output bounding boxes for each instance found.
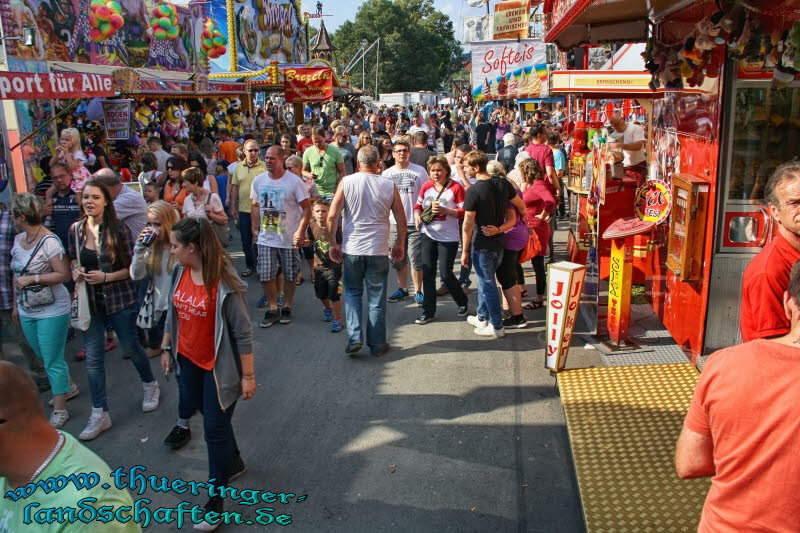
[740,232,800,342]
[174,269,217,370]
[297,137,313,154]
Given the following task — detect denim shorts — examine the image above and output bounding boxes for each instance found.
[389,225,422,271]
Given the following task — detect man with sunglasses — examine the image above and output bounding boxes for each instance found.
[383,139,429,305]
[302,127,345,202]
[231,139,266,278]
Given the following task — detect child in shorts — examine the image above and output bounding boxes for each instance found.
[304,198,343,332]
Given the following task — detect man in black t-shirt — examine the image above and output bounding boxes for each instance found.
[461,151,525,338]
[475,115,491,153]
[44,162,81,250]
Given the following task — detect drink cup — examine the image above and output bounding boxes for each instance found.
[142,227,158,247]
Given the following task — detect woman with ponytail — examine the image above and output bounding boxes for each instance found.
[160,217,254,530]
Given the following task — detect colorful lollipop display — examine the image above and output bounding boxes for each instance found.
[200,18,227,59]
[149,2,179,40]
[89,0,124,42]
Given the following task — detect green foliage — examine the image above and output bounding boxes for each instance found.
[331,0,462,93]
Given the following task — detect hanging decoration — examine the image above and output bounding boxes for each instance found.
[149,2,180,40]
[644,2,800,90]
[88,0,125,42]
[201,18,227,59]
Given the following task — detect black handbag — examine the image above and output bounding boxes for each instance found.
[420,180,450,224]
[19,235,56,310]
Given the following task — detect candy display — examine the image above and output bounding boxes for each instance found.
[88,0,125,42]
[201,18,227,59]
[149,2,180,41]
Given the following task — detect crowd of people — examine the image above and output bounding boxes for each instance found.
[0,100,572,531]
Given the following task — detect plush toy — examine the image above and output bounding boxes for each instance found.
[163,105,183,137]
[200,18,227,59]
[135,104,152,130]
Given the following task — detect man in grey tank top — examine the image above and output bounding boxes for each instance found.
[327,146,406,357]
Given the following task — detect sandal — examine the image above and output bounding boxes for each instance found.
[523,298,544,310]
[295,275,304,286]
[520,288,528,299]
[240,268,253,278]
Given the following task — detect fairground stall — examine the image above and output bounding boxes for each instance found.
[0,0,232,193]
[549,69,661,337]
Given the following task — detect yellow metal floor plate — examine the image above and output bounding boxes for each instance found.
[558,363,710,532]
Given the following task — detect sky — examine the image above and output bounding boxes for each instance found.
[313,0,490,44]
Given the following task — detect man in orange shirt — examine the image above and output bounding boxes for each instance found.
[740,162,800,341]
[676,259,800,532]
[217,129,239,164]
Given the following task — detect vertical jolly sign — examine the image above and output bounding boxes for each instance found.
[545,262,587,372]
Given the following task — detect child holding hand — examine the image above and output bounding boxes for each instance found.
[304,199,343,333]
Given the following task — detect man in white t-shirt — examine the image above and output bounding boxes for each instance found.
[609,113,647,181]
[382,139,429,305]
[408,114,430,139]
[326,145,405,357]
[250,146,311,327]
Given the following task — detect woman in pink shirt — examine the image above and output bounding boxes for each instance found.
[520,159,555,308]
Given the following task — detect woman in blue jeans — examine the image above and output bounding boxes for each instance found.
[68,181,160,441]
[160,217,255,530]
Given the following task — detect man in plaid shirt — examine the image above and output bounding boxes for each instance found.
[0,207,49,391]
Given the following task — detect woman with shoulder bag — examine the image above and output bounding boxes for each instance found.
[10,193,78,429]
[520,159,556,310]
[412,156,469,325]
[67,181,160,441]
[160,217,255,529]
[180,167,229,248]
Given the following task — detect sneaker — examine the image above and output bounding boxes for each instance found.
[371,343,391,357]
[322,308,333,322]
[345,343,363,354]
[104,338,117,352]
[260,310,278,328]
[436,285,448,296]
[49,383,79,407]
[142,381,160,412]
[74,348,86,361]
[388,288,409,302]
[257,295,267,308]
[331,319,343,333]
[457,305,469,317]
[49,409,69,429]
[503,314,528,329]
[193,496,224,531]
[163,425,191,450]
[279,307,292,324]
[467,315,488,328]
[78,408,112,440]
[277,294,285,307]
[229,454,246,482]
[415,313,435,325]
[414,292,424,306]
[474,322,506,338]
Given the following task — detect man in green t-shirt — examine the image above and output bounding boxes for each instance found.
[0,361,140,532]
[302,127,345,199]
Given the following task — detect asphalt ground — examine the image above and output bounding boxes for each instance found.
[8,220,587,532]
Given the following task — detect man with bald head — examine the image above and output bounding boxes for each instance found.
[251,145,311,327]
[609,113,647,181]
[231,139,266,277]
[0,361,140,532]
[93,168,147,238]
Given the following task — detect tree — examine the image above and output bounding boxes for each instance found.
[331,0,461,94]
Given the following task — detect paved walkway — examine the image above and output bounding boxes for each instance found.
[12,223,586,532]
